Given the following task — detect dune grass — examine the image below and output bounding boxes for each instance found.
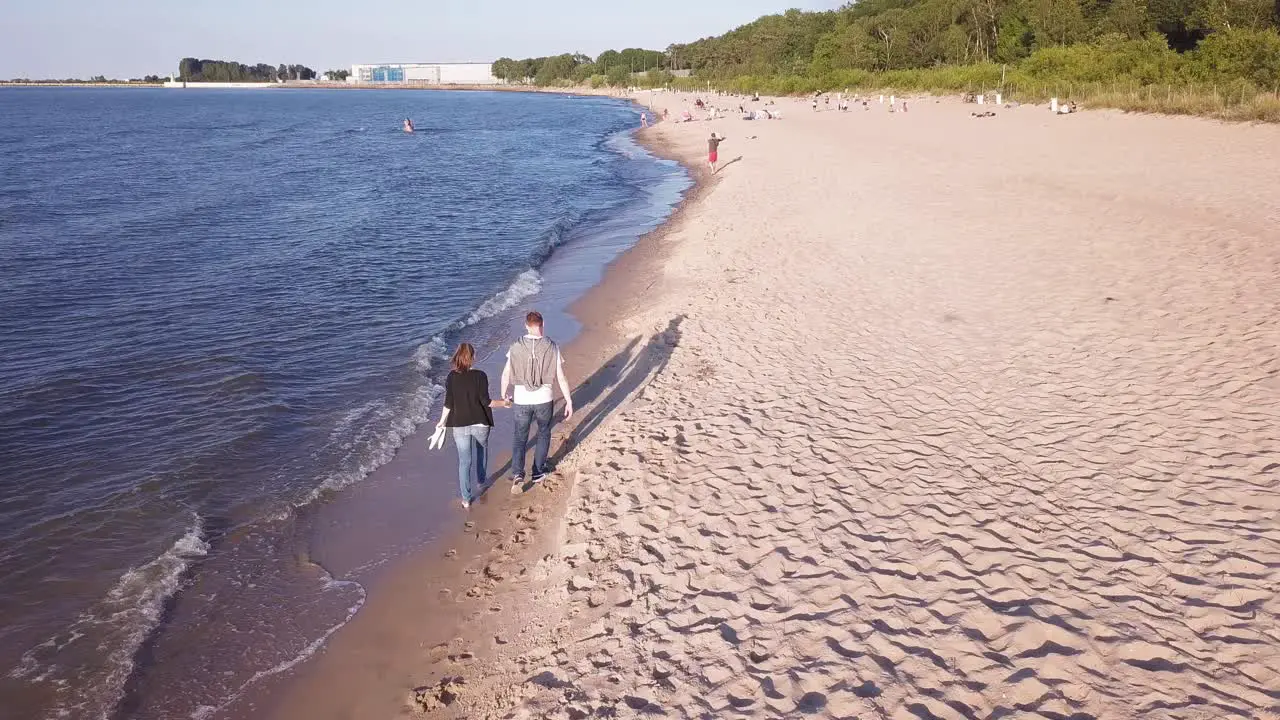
[665,31,1280,123]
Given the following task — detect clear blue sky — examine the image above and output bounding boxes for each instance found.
[1,0,840,79]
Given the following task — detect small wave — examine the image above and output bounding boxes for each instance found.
[464,269,542,326]
[528,214,580,268]
[189,572,365,720]
[327,400,380,445]
[296,380,443,507]
[8,517,209,720]
[412,335,448,374]
[409,268,545,375]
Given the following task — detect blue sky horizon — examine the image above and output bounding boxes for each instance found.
[1,1,840,79]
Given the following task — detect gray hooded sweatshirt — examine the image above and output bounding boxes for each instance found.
[508,336,559,392]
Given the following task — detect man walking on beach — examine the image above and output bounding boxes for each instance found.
[708,132,725,174]
[500,311,573,491]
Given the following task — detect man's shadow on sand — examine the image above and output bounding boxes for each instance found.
[716,155,744,173]
[486,315,685,488]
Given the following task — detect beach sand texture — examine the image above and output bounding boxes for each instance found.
[415,95,1280,720]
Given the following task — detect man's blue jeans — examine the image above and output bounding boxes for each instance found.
[512,401,553,479]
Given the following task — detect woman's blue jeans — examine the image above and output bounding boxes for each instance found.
[451,425,490,501]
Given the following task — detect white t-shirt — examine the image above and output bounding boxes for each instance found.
[509,335,562,406]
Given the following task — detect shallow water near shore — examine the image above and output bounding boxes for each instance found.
[0,87,689,719]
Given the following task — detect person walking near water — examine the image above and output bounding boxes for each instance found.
[435,343,508,508]
[499,311,573,491]
[708,132,725,174]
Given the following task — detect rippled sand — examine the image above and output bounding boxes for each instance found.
[427,93,1280,720]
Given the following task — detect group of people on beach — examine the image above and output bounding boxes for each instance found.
[434,311,573,508]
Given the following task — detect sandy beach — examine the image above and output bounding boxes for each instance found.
[264,92,1280,719]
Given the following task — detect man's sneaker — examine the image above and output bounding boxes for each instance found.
[510,477,525,494]
[461,498,471,509]
[531,470,550,485]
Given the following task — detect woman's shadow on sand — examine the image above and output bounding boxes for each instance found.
[487,315,684,488]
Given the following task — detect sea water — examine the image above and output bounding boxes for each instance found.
[0,87,688,719]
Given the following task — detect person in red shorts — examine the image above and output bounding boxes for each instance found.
[708,132,725,174]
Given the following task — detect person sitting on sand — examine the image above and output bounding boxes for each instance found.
[708,132,725,173]
[499,311,573,491]
[434,343,510,508]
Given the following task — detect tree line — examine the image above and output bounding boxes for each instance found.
[491,0,1280,114]
[177,58,318,83]
[1,76,168,84]
[665,0,1279,78]
[492,48,670,86]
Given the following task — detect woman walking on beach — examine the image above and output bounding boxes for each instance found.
[435,343,508,508]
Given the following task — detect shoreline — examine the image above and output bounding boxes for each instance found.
[0,83,166,88]
[0,81,626,96]
[0,89,685,720]
[234,103,705,720]
[12,81,1277,124]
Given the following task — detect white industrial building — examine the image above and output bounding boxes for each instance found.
[348,63,499,85]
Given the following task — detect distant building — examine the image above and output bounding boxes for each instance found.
[348,63,499,85]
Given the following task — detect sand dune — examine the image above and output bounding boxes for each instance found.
[421,94,1280,719]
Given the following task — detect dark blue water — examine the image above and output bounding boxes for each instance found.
[0,87,688,719]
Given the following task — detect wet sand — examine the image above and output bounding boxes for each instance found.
[283,93,1279,719]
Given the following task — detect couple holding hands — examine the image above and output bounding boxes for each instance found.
[434,311,573,508]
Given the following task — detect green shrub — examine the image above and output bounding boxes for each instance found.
[1192,28,1280,87]
[605,66,630,87]
[1018,34,1184,84]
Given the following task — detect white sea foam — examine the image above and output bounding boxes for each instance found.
[412,335,448,373]
[463,268,542,326]
[9,517,209,720]
[328,400,379,446]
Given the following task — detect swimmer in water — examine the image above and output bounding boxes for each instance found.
[403,118,414,133]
